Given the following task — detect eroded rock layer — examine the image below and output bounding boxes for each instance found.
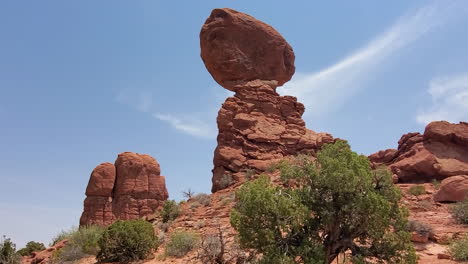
[79,152,168,226]
[211,81,334,192]
[369,121,468,183]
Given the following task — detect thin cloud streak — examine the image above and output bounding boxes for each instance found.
[416,72,468,124]
[278,1,467,117]
[153,113,216,139]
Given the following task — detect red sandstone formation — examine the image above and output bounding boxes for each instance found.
[369,121,468,183]
[22,240,68,264]
[434,175,468,202]
[200,9,334,192]
[80,152,168,226]
[200,8,295,91]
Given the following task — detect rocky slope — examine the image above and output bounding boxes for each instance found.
[369,121,468,183]
[80,152,169,226]
[200,8,334,192]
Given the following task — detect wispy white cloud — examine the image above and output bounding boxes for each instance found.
[153,112,216,139]
[115,90,153,113]
[116,86,228,139]
[278,1,468,117]
[416,72,468,124]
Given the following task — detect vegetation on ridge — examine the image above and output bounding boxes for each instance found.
[231,140,417,264]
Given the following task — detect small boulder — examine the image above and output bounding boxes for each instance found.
[433,175,468,202]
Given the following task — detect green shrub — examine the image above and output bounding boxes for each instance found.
[449,235,468,261]
[191,193,211,206]
[451,199,468,224]
[407,185,426,196]
[161,200,181,223]
[0,236,20,264]
[407,220,433,236]
[165,231,199,257]
[17,241,45,256]
[231,141,416,264]
[218,174,233,189]
[51,225,105,262]
[50,227,77,246]
[97,220,158,263]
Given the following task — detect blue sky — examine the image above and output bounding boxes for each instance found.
[1,1,467,248]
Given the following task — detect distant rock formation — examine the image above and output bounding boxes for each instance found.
[80,152,168,226]
[200,8,334,192]
[369,121,468,183]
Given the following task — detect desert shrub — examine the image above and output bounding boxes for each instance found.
[161,200,181,223]
[97,220,158,263]
[407,220,433,236]
[0,236,20,264]
[182,188,195,199]
[407,185,426,196]
[244,168,255,180]
[432,179,441,190]
[51,225,105,262]
[451,199,468,224]
[165,231,199,257]
[416,200,433,211]
[198,234,222,263]
[191,193,211,206]
[50,227,77,246]
[231,141,416,264]
[17,241,45,256]
[449,235,468,261]
[219,174,234,189]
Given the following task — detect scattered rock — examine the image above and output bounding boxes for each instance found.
[434,175,468,202]
[370,121,468,182]
[80,152,168,226]
[22,240,68,264]
[412,232,430,243]
[437,253,451,260]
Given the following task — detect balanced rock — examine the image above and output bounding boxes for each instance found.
[433,175,468,202]
[80,152,168,226]
[369,121,468,182]
[200,9,334,192]
[200,8,295,91]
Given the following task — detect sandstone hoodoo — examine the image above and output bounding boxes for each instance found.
[80,152,168,226]
[369,121,468,183]
[200,8,334,192]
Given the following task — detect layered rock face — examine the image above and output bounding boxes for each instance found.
[200,8,334,192]
[80,152,168,226]
[369,121,468,183]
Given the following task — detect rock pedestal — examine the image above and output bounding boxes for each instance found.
[200,8,334,192]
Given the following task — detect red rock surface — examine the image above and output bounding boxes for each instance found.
[369,121,468,182]
[22,239,68,264]
[200,8,333,192]
[434,175,468,202]
[211,80,334,192]
[80,152,168,226]
[200,8,295,91]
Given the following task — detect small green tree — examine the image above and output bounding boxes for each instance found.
[161,200,181,223]
[97,220,158,263]
[0,236,20,264]
[17,241,46,256]
[231,140,416,264]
